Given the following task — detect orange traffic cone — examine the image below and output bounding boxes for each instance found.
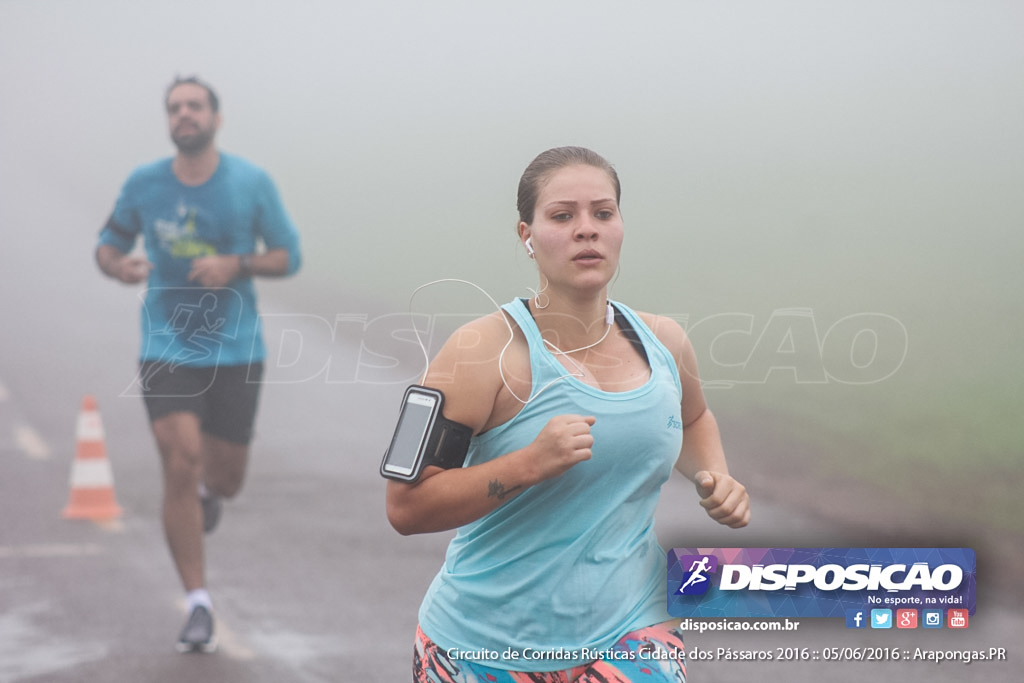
[62,395,123,520]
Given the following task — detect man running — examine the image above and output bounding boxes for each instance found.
[95,75,302,653]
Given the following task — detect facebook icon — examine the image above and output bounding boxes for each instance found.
[845,609,867,629]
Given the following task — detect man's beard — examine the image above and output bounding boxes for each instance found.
[171,125,216,154]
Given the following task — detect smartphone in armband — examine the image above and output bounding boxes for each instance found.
[380,385,473,482]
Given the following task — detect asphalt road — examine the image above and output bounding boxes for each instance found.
[1,201,1020,682]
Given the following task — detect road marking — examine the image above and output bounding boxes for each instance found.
[0,543,103,559]
[14,424,50,459]
[216,617,257,660]
[1,379,50,459]
[94,518,125,532]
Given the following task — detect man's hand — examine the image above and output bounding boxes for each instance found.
[188,254,241,288]
[694,470,750,528]
[115,256,153,284]
[96,245,151,284]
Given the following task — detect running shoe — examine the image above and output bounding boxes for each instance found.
[200,490,222,534]
[176,605,217,653]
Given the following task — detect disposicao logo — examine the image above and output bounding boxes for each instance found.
[667,548,976,619]
[675,555,718,596]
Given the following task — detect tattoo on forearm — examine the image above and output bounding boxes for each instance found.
[487,479,522,501]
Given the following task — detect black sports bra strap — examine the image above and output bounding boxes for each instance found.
[519,298,650,366]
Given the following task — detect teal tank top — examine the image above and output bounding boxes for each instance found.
[418,299,683,671]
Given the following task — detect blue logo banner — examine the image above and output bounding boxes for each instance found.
[667,547,976,618]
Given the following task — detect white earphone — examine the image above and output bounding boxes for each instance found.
[524,237,534,256]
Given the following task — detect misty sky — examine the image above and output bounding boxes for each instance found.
[2,1,1022,424]
[3,1,1021,288]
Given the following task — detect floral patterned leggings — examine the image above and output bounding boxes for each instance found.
[413,621,686,683]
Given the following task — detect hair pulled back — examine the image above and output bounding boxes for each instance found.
[516,146,620,226]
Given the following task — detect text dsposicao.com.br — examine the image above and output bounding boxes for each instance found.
[678,618,801,634]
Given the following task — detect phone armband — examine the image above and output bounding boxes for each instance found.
[379,385,473,482]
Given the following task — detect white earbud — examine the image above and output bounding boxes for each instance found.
[524,238,534,256]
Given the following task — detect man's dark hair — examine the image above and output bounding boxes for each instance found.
[165,75,220,113]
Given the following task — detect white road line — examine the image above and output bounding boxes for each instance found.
[13,424,51,459]
[2,379,52,460]
[215,617,257,660]
[0,543,104,559]
[93,518,126,532]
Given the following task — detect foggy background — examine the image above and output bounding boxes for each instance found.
[4,0,1021,528]
[2,1,1023,681]
[2,0,1023,604]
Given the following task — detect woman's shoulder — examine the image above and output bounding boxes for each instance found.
[426,310,521,381]
[630,308,703,389]
[447,310,520,356]
[424,310,525,431]
[629,308,689,356]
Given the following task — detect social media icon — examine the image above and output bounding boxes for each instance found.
[922,609,943,628]
[897,609,918,628]
[871,609,892,629]
[845,609,867,629]
[948,609,969,629]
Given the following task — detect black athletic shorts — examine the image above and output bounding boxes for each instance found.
[139,361,264,445]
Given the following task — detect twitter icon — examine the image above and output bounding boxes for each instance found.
[871,609,893,629]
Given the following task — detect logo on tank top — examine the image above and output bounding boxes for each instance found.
[666,415,683,431]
